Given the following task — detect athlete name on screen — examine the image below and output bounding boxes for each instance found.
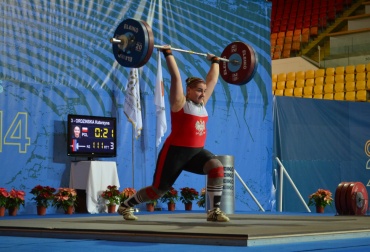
[74,119,111,126]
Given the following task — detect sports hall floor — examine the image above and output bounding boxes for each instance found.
[0,210,370,252]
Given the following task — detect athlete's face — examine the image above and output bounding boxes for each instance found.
[187,82,206,104]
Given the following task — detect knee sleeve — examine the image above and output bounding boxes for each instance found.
[136,186,168,202]
[203,159,224,178]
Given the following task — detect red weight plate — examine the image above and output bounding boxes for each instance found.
[112,18,153,68]
[345,182,355,214]
[349,182,368,215]
[220,41,258,85]
[339,182,351,215]
[335,182,345,215]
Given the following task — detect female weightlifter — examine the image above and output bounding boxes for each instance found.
[117,46,229,222]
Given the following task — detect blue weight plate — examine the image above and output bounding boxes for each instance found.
[112,18,154,68]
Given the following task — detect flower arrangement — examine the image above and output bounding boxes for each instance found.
[119,187,136,203]
[179,187,199,204]
[6,189,26,209]
[101,185,120,206]
[52,188,77,211]
[160,187,179,204]
[0,188,9,207]
[197,187,206,208]
[308,189,333,207]
[30,185,56,207]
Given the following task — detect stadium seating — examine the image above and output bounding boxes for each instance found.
[272,63,370,102]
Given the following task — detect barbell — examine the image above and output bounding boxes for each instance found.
[110,18,258,85]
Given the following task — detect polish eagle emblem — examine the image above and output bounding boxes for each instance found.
[195,120,206,136]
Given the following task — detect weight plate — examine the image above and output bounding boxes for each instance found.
[349,182,368,215]
[220,41,258,85]
[112,18,154,68]
[335,182,345,215]
[339,182,351,215]
[345,182,356,214]
[140,20,154,68]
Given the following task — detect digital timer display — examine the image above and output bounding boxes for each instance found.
[67,114,117,158]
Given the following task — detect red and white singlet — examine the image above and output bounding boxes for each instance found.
[166,100,208,148]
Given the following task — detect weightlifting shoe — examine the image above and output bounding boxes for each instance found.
[207,207,230,222]
[117,205,138,221]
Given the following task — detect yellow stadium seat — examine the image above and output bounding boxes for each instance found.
[305,69,315,79]
[315,69,325,78]
[305,79,314,87]
[278,73,287,82]
[314,85,323,94]
[335,74,345,83]
[345,81,356,91]
[294,87,303,97]
[286,80,295,89]
[366,63,370,72]
[334,92,345,101]
[345,73,355,83]
[324,84,334,93]
[274,89,284,96]
[325,75,335,84]
[296,71,305,80]
[313,94,323,99]
[334,83,345,92]
[345,65,355,74]
[356,64,366,73]
[336,66,345,75]
[303,86,313,96]
[357,90,370,102]
[356,72,366,81]
[272,73,278,82]
[295,79,305,88]
[345,91,356,101]
[287,72,296,81]
[315,77,324,86]
[284,88,294,96]
[276,81,286,90]
[326,67,335,76]
[356,80,370,91]
[324,93,334,100]
[272,82,277,91]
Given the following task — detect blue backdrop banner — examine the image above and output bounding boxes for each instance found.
[274,96,370,213]
[0,0,273,214]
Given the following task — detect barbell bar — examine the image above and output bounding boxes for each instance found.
[110,37,238,65]
[110,18,258,85]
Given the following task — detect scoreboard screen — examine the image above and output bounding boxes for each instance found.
[67,114,117,158]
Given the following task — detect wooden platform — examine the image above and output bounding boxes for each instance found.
[0,212,369,247]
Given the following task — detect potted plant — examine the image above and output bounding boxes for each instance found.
[160,187,178,211]
[197,187,206,208]
[30,185,56,215]
[308,188,333,213]
[179,187,199,211]
[6,188,25,216]
[52,188,77,214]
[101,185,120,213]
[146,199,157,212]
[119,187,136,203]
[0,188,9,217]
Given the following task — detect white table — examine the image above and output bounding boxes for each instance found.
[69,161,120,214]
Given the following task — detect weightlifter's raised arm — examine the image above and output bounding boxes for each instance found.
[161,46,185,112]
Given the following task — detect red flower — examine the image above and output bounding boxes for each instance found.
[160,187,179,204]
[0,188,9,207]
[6,189,26,209]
